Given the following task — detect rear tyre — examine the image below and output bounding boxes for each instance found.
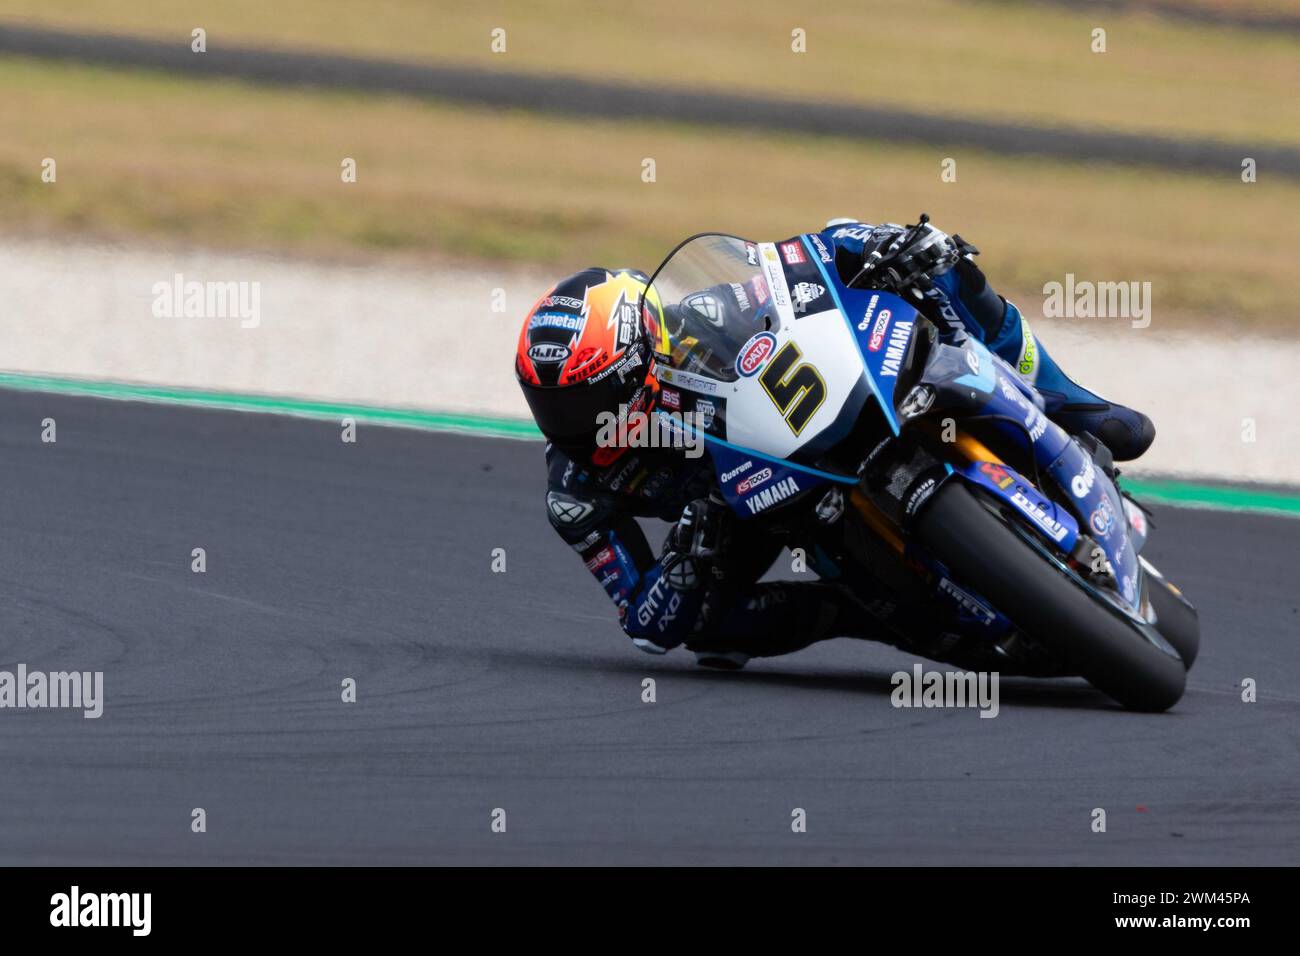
[916,482,1186,712]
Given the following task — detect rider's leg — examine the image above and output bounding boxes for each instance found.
[687,579,1070,677]
[933,261,1155,461]
[684,580,867,668]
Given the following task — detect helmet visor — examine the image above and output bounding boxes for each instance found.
[519,358,642,446]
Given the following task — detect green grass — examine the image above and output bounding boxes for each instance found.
[4,0,1299,148]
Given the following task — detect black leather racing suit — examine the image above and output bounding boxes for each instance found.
[545,440,887,659]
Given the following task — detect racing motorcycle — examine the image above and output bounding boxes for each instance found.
[639,219,1199,711]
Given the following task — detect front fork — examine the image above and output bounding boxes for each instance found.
[853,415,1118,601]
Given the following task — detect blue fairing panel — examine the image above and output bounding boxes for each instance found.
[961,459,1081,553]
[708,435,849,519]
[803,234,918,437]
[978,367,1141,610]
[1044,440,1142,608]
[652,408,855,521]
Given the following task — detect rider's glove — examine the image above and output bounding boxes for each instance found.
[885,219,986,338]
[663,495,731,588]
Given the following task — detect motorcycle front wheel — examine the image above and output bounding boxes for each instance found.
[916,482,1187,712]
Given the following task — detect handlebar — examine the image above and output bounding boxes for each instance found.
[846,213,977,297]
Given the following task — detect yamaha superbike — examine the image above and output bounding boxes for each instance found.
[639,219,1199,711]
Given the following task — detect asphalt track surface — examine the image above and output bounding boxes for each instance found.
[2,388,1297,865]
[3,23,1298,180]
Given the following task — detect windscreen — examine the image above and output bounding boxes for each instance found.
[642,234,779,383]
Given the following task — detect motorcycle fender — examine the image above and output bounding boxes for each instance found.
[1044,439,1143,608]
[960,459,1080,553]
[916,342,1144,612]
[1122,497,1150,553]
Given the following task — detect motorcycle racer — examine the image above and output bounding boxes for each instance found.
[514,220,1153,670]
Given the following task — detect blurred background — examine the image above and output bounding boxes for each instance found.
[3,0,1299,319]
[1,0,1297,478]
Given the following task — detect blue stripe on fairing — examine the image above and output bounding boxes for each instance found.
[653,409,858,485]
[803,234,901,436]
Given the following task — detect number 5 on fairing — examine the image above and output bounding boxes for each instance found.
[760,341,826,435]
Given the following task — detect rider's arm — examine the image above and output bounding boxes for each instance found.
[545,485,706,654]
[821,218,1013,343]
[819,218,1009,341]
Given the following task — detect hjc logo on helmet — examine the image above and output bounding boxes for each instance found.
[515,268,657,448]
[528,342,570,364]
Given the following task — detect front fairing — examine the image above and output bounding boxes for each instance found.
[645,231,1150,628]
[644,233,923,519]
[905,337,1145,614]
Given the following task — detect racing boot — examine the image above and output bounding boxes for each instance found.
[989,300,1154,461]
[935,262,1155,461]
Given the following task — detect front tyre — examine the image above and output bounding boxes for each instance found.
[916,482,1186,712]
[1145,567,1200,670]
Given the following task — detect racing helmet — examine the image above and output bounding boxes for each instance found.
[515,268,661,451]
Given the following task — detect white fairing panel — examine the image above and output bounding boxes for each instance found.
[724,247,864,459]
[723,307,863,459]
[651,239,866,461]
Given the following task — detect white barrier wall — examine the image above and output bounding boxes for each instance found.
[2,237,1295,485]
